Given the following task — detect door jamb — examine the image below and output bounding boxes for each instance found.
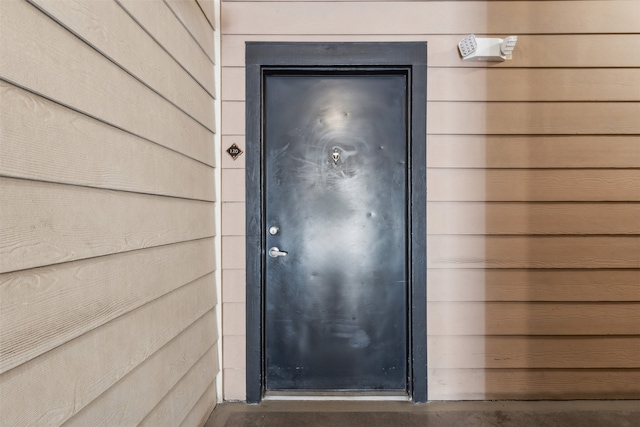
[245,42,427,403]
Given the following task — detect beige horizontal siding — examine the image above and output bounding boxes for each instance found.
[430,336,640,369]
[197,0,216,30]
[219,0,640,402]
[221,1,640,35]
[427,136,640,169]
[1,0,214,165]
[428,302,640,335]
[0,83,215,200]
[427,269,640,302]
[0,177,215,272]
[429,102,640,135]
[0,238,215,373]
[64,311,218,426]
[165,0,216,63]
[118,0,216,96]
[427,169,640,202]
[221,100,640,136]
[1,0,218,423]
[222,34,640,68]
[428,203,640,235]
[428,236,639,269]
[180,381,219,427]
[221,101,245,135]
[29,0,214,130]
[139,343,219,426]
[0,276,215,426]
[223,67,640,102]
[429,369,640,400]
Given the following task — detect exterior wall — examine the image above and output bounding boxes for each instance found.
[0,0,219,425]
[219,0,640,400]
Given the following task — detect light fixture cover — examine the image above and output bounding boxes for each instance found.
[458,35,518,62]
[501,36,518,56]
[458,34,478,57]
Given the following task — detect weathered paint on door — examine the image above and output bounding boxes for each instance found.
[264,73,409,391]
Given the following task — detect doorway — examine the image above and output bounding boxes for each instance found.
[246,43,427,403]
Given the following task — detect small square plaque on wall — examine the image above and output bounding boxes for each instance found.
[226,143,243,160]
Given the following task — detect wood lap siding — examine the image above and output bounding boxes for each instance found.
[219,0,640,400]
[0,0,218,425]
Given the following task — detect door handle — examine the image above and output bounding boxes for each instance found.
[269,247,288,258]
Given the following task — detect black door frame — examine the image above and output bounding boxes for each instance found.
[245,42,427,403]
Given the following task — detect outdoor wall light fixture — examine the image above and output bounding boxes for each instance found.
[458,34,518,62]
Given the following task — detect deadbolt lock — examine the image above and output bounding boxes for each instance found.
[269,226,280,236]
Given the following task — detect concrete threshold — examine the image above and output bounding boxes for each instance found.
[206,400,640,427]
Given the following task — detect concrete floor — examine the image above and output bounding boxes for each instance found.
[205,400,640,427]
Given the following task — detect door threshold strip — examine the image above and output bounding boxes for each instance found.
[264,393,411,402]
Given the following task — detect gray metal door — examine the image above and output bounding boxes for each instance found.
[264,73,408,391]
